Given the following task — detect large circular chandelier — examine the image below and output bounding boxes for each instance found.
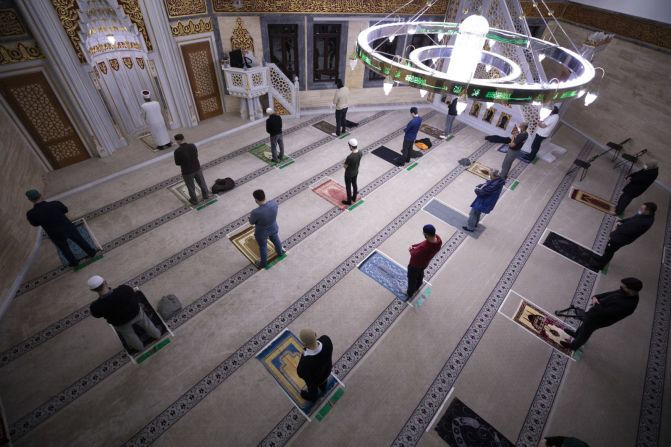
[355,19,596,105]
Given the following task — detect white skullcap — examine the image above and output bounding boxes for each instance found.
[141,90,151,99]
[87,275,105,290]
[348,138,358,147]
[266,108,274,114]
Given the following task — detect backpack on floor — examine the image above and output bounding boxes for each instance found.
[415,138,432,150]
[211,177,235,194]
[158,294,182,320]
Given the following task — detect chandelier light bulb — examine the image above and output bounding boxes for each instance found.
[447,15,490,83]
[456,97,468,114]
[485,64,492,72]
[106,34,115,45]
[538,53,546,61]
[577,89,586,98]
[437,32,445,41]
[584,92,598,106]
[389,35,396,42]
[349,58,357,71]
[408,25,417,35]
[383,77,394,96]
[488,39,496,48]
[531,100,542,106]
[486,102,493,109]
[419,89,428,98]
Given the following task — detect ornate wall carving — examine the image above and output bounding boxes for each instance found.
[0,41,45,64]
[170,18,213,37]
[164,0,207,18]
[212,0,448,14]
[0,8,27,36]
[117,0,153,50]
[230,17,254,54]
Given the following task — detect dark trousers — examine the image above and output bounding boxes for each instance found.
[344,174,358,203]
[303,379,328,401]
[183,169,209,202]
[615,191,635,215]
[402,139,414,163]
[568,320,601,349]
[335,107,348,135]
[51,227,96,266]
[526,134,546,160]
[598,239,626,268]
[407,265,425,297]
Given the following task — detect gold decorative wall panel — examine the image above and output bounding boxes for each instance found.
[170,18,213,37]
[122,56,133,69]
[0,71,89,168]
[97,61,107,74]
[212,0,449,14]
[136,57,145,69]
[0,41,45,65]
[230,17,254,54]
[165,0,207,18]
[109,58,120,71]
[50,0,85,62]
[0,8,26,37]
[117,0,153,51]
[87,41,141,57]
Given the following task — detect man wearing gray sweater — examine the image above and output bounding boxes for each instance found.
[249,189,285,268]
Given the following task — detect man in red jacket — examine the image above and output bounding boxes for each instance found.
[407,224,443,297]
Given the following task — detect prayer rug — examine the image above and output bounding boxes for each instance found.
[512,298,578,358]
[497,144,508,153]
[54,219,102,267]
[139,133,172,153]
[570,188,616,215]
[423,198,485,238]
[257,329,340,417]
[312,179,350,210]
[419,123,443,139]
[435,397,514,446]
[229,225,278,266]
[111,289,172,363]
[312,120,337,135]
[359,250,428,302]
[542,231,602,272]
[466,161,494,180]
[248,143,294,168]
[371,145,402,165]
[168,180,211,206]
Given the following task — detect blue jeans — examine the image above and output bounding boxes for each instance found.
[444,114,456,135]
[256,231,284,266]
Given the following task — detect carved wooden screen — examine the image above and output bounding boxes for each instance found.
[180,41,223,121]
[0,71,89,169]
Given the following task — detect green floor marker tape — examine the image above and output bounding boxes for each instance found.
[510,180,520,190]
[136,337,171,364]
[330,387,344,404]
[196,198,217,211]
[406,162,418,171]
[315,403,332,421]
[278,159,295,169]
[264,253,288,270]
[572,347,583,361]
[338,132,351,139]
[347,199,364,211]
[445,134,454,141]
[600,264,608,275]
[532,157,539,164]
[74,254,104,271]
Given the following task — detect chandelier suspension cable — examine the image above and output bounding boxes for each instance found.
[531,2,559,46]
[372,0,417,27]
[540,0,580,53]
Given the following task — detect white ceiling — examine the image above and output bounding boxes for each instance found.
[571,0,671,25]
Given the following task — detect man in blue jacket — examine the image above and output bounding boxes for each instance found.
[249,189,285,268]
[462,170,506,232]
[400,107,423,165]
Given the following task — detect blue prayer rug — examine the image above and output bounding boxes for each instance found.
[257,330,338,417]
[358,251,412,302]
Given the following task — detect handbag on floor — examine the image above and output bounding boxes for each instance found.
[415,138,432,150]
[212,177,235,194]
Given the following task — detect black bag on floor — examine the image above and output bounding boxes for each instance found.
[485,135,512,144]
[212,177,235,194]
[415,137,432,150]
[158,294,182,320]
[345,119,359,128]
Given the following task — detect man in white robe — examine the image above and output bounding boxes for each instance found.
[140,90,171,150]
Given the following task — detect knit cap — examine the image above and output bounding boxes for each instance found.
[423,224,436,236]
[621,277,643,292]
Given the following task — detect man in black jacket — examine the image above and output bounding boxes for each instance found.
[26,189,97,267]
[560,277,642,350]
[265,108,285,162]
[174,134,210,205]
[297,328,333,401]
[615,161,659,215]
[596,202,656,270]
[88,275,161,352]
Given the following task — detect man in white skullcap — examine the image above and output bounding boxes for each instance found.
[265,108,285,162]
[140,90,171,150]
[88,275,161,352]
[342,138,362,205]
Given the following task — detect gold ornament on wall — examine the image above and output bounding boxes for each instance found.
[230,17,254,54]
[50,0,85,62]
[97,61,108,75]
[170,18,213,37]
[164,0,207,18]
[122,56,133,69]
[136,57,145,69]
[109,58,120,71]
[0,41,45,65]
[117,0,153,51]
[213,0,448,14]
[0,8,27,37]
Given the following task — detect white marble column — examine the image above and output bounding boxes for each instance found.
[137,0,198,129]
[16,2,127,156]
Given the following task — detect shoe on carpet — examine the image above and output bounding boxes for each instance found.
[254,260,266,269]
[188,198,198,205]
[300,390,317,401]
[331,133,338,137]
[560,340,574,349]
[439,134,447,139]
[341,200,352,205]
[564,328,576,337]
[462,226,474,232]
